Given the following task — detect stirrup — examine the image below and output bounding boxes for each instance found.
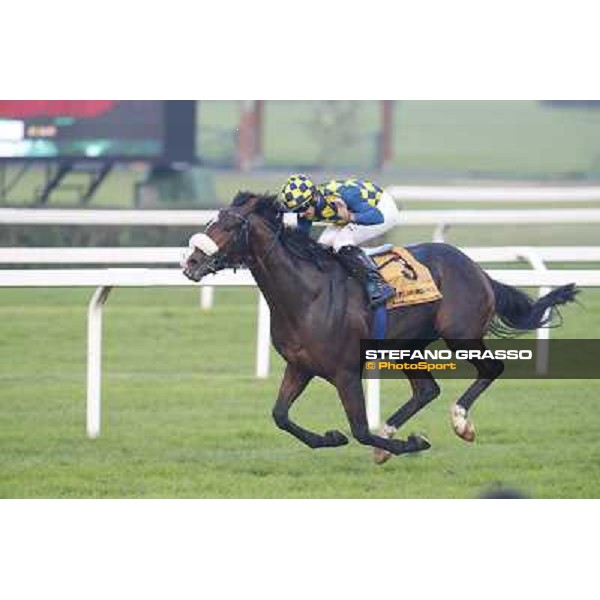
[368,283,395,308]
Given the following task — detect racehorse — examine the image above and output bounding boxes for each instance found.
[183,192,577,463]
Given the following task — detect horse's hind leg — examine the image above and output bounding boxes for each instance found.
[272,363,349,449]
[373,371,440,465]
[336,371,431,456]
[445,339,504,442]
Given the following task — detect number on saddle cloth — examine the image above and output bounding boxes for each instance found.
[366,244,418,282]
[395,254,418,281]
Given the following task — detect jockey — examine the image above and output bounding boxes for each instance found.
[280,174,400,307]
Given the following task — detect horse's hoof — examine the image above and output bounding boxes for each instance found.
[451,405,476,443]
[324,430,349,446]
[373,447,392,465]
[460,424,476,443]
[407,433,431,452]
[373,423,397,465]
[387,438,410,455]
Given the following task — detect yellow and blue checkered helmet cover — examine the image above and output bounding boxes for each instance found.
[280,174,317,211]
[322,178,383,206]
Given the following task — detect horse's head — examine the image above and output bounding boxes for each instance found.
[182,191,282,282]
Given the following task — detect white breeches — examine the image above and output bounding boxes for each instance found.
[318,191,400,252]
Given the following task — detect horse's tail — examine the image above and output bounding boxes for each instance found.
[486,276,578,337]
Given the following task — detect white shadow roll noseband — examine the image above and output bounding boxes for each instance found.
[188,233,219,256]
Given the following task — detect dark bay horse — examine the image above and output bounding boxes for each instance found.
[183,192,577,463]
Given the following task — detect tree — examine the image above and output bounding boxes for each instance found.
[305,101,361,168]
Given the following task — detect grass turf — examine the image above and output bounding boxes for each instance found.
[0,285,598,498]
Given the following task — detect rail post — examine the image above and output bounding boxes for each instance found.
[432,223,449,242]
[200,286,214,310]
[256,292,270,378]
[366,377,381,430]
[87,285,112,438]
[517,248,551,375]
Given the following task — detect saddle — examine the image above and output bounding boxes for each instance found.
[366,244,442,309]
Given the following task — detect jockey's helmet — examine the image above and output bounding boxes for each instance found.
[280,174,317,211]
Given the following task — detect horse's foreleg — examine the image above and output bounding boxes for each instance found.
[446,339,504,442]
[373,371,439,464]
[272,363,349,449]
[335,372,431,456]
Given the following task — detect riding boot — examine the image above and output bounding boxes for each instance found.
[337,245,396,308]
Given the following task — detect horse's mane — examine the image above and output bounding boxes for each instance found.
[232,191,338,271]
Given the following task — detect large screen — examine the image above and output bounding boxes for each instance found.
[0,100,195,162]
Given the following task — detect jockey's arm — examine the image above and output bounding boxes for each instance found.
[296,216,313,235]
[340,187,384,225]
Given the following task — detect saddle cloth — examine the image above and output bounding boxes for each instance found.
[373,247,442,309]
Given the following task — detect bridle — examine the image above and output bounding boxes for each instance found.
[200,206,284,273]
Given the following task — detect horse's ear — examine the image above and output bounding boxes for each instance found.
[232,190,259,208]
[232,191,281,219]
[244,196,262,213]
[257,193,282,215]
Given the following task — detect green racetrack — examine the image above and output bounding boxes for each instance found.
[1,282,598,498]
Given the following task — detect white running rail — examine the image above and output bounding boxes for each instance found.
[387,185,600,203]
[2,245,600,264]
[1,207,600,230]
[2,205,600,248]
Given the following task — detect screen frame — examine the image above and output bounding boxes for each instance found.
[0,101,197,165]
